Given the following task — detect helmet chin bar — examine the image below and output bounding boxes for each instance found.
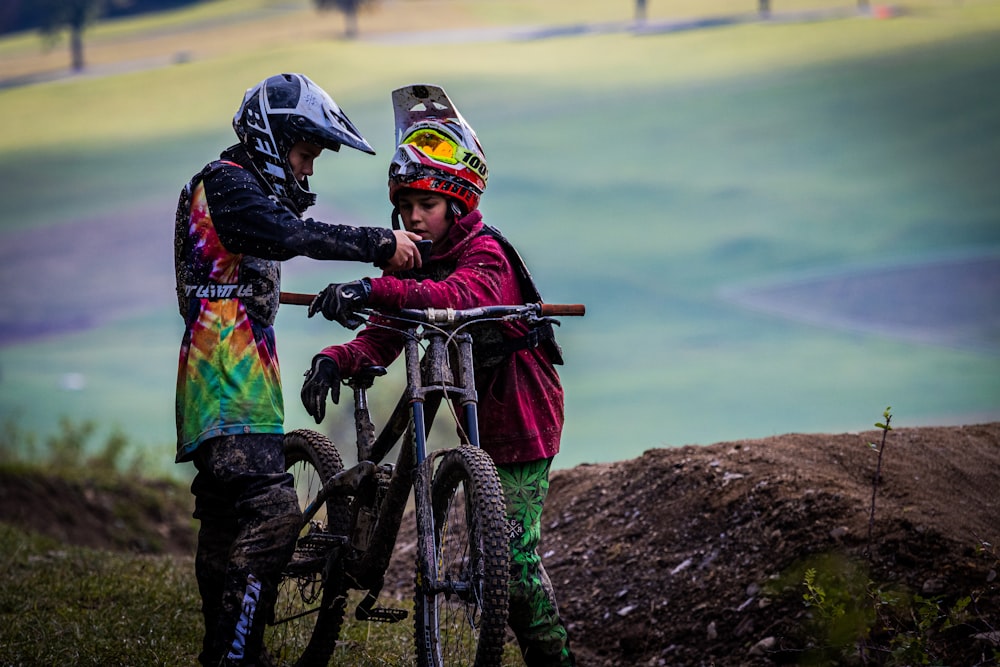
[287,173,317,214]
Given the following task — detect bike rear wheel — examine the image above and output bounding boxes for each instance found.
[415,445,509,667]
[262,429,349,667]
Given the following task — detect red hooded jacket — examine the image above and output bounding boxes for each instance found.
[318,211,564,465]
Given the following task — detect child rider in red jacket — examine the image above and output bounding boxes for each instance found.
[300,83,576,666]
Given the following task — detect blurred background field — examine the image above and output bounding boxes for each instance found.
[0,0,998,480]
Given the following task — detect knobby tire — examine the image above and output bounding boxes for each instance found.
[261,429,349,667]
[415,445,509,667]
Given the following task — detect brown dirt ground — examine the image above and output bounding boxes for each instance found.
[2,423,999,666]
[533,423,1000,666]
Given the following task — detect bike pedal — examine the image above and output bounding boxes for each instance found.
[355,606,409,623]
[300,532,349,549]
[286,533,348,574]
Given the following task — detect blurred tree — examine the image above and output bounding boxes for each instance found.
[2,0,202,35]
[314,0,375,39]
[635,0,647,22]
[36,0,128,71]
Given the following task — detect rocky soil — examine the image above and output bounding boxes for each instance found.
[538,423,1000,666]
[390,423,1000,665]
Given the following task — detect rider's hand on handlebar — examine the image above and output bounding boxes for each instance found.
[301,355,341,423]
[308,279,371,329]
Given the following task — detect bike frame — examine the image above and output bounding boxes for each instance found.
[296,311,484,607]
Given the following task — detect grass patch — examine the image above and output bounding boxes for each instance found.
[326,592,525,666]
[0,523,525,665]
[1,0,999,473]
[0,524,202,666]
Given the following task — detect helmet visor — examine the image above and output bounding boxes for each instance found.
[401,128,460,165]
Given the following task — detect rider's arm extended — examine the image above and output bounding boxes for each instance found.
[203,162,397,266]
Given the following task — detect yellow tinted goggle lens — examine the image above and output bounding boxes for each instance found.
[403,129,458,164]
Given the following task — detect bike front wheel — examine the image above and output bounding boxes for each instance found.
[262,429,349,667]
[415,445,509,667]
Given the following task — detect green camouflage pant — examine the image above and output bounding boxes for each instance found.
[496,458,576,667]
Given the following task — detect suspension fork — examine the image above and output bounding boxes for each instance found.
[408,328,485,600]
[404,328,442,593]
[453,332,481,448]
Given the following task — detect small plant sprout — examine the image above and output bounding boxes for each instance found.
[865,407,893,560]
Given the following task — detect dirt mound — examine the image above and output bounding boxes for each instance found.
[0,467,195,555]
[3,423,998,665]
[538,422,1000,665]
[381,423,1000,665]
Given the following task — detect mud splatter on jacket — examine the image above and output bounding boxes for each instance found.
[318,211,565,465]
[174,146,396,461]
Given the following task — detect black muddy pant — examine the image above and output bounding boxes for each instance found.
[190,433,301,667]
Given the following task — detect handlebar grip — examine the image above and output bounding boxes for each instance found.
[280,291,315,306]
[539,304,586,317]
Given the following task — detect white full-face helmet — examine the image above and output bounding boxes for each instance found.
[233,73,375,212]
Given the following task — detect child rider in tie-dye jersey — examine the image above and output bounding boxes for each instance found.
[301,83,577,666]
[173,73,422,667]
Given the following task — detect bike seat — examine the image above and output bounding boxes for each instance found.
[347,366,387,389]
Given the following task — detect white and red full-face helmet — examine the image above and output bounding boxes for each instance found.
[233,73,375,212]
[388,84,488,216]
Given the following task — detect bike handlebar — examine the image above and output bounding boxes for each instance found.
[280,292,585,322]
[539,303,586,317]
[392,303,585,324]
[280,291,317,307]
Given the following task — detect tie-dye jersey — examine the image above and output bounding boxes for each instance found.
[174,177,284,461]
[173,148,398,461]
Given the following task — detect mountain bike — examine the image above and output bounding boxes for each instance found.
[261,297,585,667]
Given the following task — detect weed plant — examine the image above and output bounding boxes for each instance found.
[796,409,1000,666]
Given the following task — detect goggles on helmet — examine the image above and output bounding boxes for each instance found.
[401,128,460,165]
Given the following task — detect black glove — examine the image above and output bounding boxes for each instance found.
[308,279,371,329]
[301,355,341,424]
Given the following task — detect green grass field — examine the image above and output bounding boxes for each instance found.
[1,0,999,479]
